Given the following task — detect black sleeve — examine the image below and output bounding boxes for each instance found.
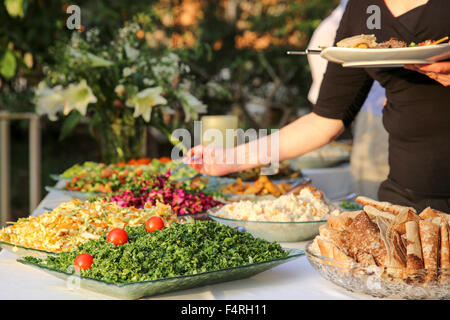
[313,0,374,128]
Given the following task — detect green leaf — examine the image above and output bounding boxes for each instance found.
[4,0,26,18]
[0,50,17,79]
[88,112,101,136]
[59,110,83,141]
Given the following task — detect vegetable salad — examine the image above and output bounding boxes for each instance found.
[0,200,175,253]
[61,158,197,193]
[108,172,222,215]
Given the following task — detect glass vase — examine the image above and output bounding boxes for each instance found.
[97,110,147,164]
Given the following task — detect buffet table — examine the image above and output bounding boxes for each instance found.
[0,166,368,300]
[0,245,367,300]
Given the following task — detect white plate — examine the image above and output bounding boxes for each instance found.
[320,43,450,68]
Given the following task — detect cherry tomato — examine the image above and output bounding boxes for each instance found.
[74,253,93,270]
[134,167,143,176]
[106,228,129,246]
[158,157,171,163]
[100,168,113,178]
[137,158,151,165]
[71,176,80,184]
[146,216,165,233]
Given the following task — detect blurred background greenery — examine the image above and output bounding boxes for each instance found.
[0,0,338,218]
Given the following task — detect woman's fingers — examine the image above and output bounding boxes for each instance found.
[411,61,450,74]
[184,145,241,176]
[431,74,450,86]
[404,64,417,71]
[404,62,450,86]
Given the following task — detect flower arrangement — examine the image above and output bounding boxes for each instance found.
[34,20,209,163]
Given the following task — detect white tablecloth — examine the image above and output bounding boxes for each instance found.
[0,168,372,300]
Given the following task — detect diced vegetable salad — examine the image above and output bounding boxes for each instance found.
[0,200,175,253]
[61,158,197,193]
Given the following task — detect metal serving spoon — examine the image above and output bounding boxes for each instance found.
[287,49,322,55]
[285,177,312,195]
[171,155,199,175]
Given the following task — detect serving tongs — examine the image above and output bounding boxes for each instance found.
[285,176,312,195]
[171,155,199,175]
[169,155,203,182]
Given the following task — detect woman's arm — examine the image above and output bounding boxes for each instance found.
[404,61,450,87]
[185,112,344,176]
[186,0,369,176]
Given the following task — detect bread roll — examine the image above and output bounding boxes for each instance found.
[375,216,406,278]
[392,209,420,235]
[348,212,387,266]
[316,237,354,271]
[419,207,440,220]
[440,220,450,282]
[354,251,377,266]
[363,205,395,221]
[405,221,424,276]
[356,196,416,216]
[319,224,351,254]
[326,211,361,230]
[419,220,440,281]
[419,207,450,223]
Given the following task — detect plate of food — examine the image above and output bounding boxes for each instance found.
[306,196,450,299]
[208,186,341,242]
[18,221,304,299]
[289,35,450,68]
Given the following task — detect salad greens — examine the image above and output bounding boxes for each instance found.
[25,221,288,283]
[339,200,362,211]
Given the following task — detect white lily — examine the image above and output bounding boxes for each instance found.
[114,84,126,97]
[124,43,139,61]
[61,80,97,116]
[126,87,167,122]
[34,82,65,121]
[177,90,207,122]
[69,48,113,67]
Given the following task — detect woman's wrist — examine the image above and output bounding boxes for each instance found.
[232,134,279,172]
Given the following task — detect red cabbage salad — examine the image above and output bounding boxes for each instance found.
[107,171,223,215]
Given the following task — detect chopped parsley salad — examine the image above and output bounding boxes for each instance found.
[25,221,289,283]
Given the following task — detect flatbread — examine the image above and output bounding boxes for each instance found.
[419,220,440,281]
[405,221,424,276]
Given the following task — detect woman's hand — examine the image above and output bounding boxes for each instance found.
[184,145,241,176]
[404,61,450,86]
[184,113,344,177]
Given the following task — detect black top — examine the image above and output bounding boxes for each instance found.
[313,0,450,197]
[397,4,425,31]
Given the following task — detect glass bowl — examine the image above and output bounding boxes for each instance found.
[0,240,57,258]
[0,213,211,259]
[18,248,304,299]
[207,208,326,242]
[44,186,100,200]
[305,241,450,300]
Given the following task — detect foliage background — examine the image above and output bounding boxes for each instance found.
[0,0,338,219]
